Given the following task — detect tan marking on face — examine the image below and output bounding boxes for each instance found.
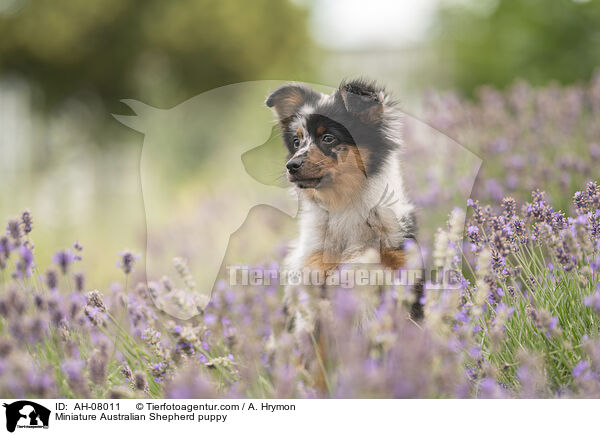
[381,248,406,269]
[292,144,337,182]
[316,125,326,136]
[296,127,303,140]
[307,146,370,210]
[306,145,336,169]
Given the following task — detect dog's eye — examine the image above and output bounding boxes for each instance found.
[293,137,300,148]
[322,134,336,145]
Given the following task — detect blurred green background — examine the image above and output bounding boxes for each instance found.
[0,0,598,286]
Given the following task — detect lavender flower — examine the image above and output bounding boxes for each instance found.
[46,270,58,291]
[86,290,106,311]
[151,362,168,383]
[587,181,600,211]
[88,350,107,385]
[21,211,33,235]
[584,291,600,312]
[53,249,77,275]
[84,291,107,326]
[574,191,587,214]
[120,364,133,382]
[133,372,147,391]
[73,273,85,292]
[117,250,139,275]
[6,220,21,246]
[501,198,517,220]
[0,236,10,260]
[467,199,485,224]
[60,359,87,395]
[14,245,34,279]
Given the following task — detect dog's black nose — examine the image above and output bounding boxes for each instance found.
[286,157,304,174]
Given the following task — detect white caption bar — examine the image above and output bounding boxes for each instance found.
[0,399,593,434]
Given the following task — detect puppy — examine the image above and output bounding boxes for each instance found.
[266,79,423,341]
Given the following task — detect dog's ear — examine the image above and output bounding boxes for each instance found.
[265,84,319,125]
[340,80,385,123]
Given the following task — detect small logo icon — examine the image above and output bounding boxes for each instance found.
[3,401,50,433]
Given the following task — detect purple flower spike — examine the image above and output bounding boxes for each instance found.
[117,250,140,275]
[53,249,77,275]
[14,245,34,279]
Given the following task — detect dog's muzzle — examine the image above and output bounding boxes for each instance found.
[286,157,304,174]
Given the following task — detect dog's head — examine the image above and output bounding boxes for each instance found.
[266,80,400,207]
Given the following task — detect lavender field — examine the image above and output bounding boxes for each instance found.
[2,76,600,399]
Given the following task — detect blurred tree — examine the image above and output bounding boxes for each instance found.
[429,0,600,94]
[0,0,314,110]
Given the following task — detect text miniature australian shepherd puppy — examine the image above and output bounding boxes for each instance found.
[266,79,423,335]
